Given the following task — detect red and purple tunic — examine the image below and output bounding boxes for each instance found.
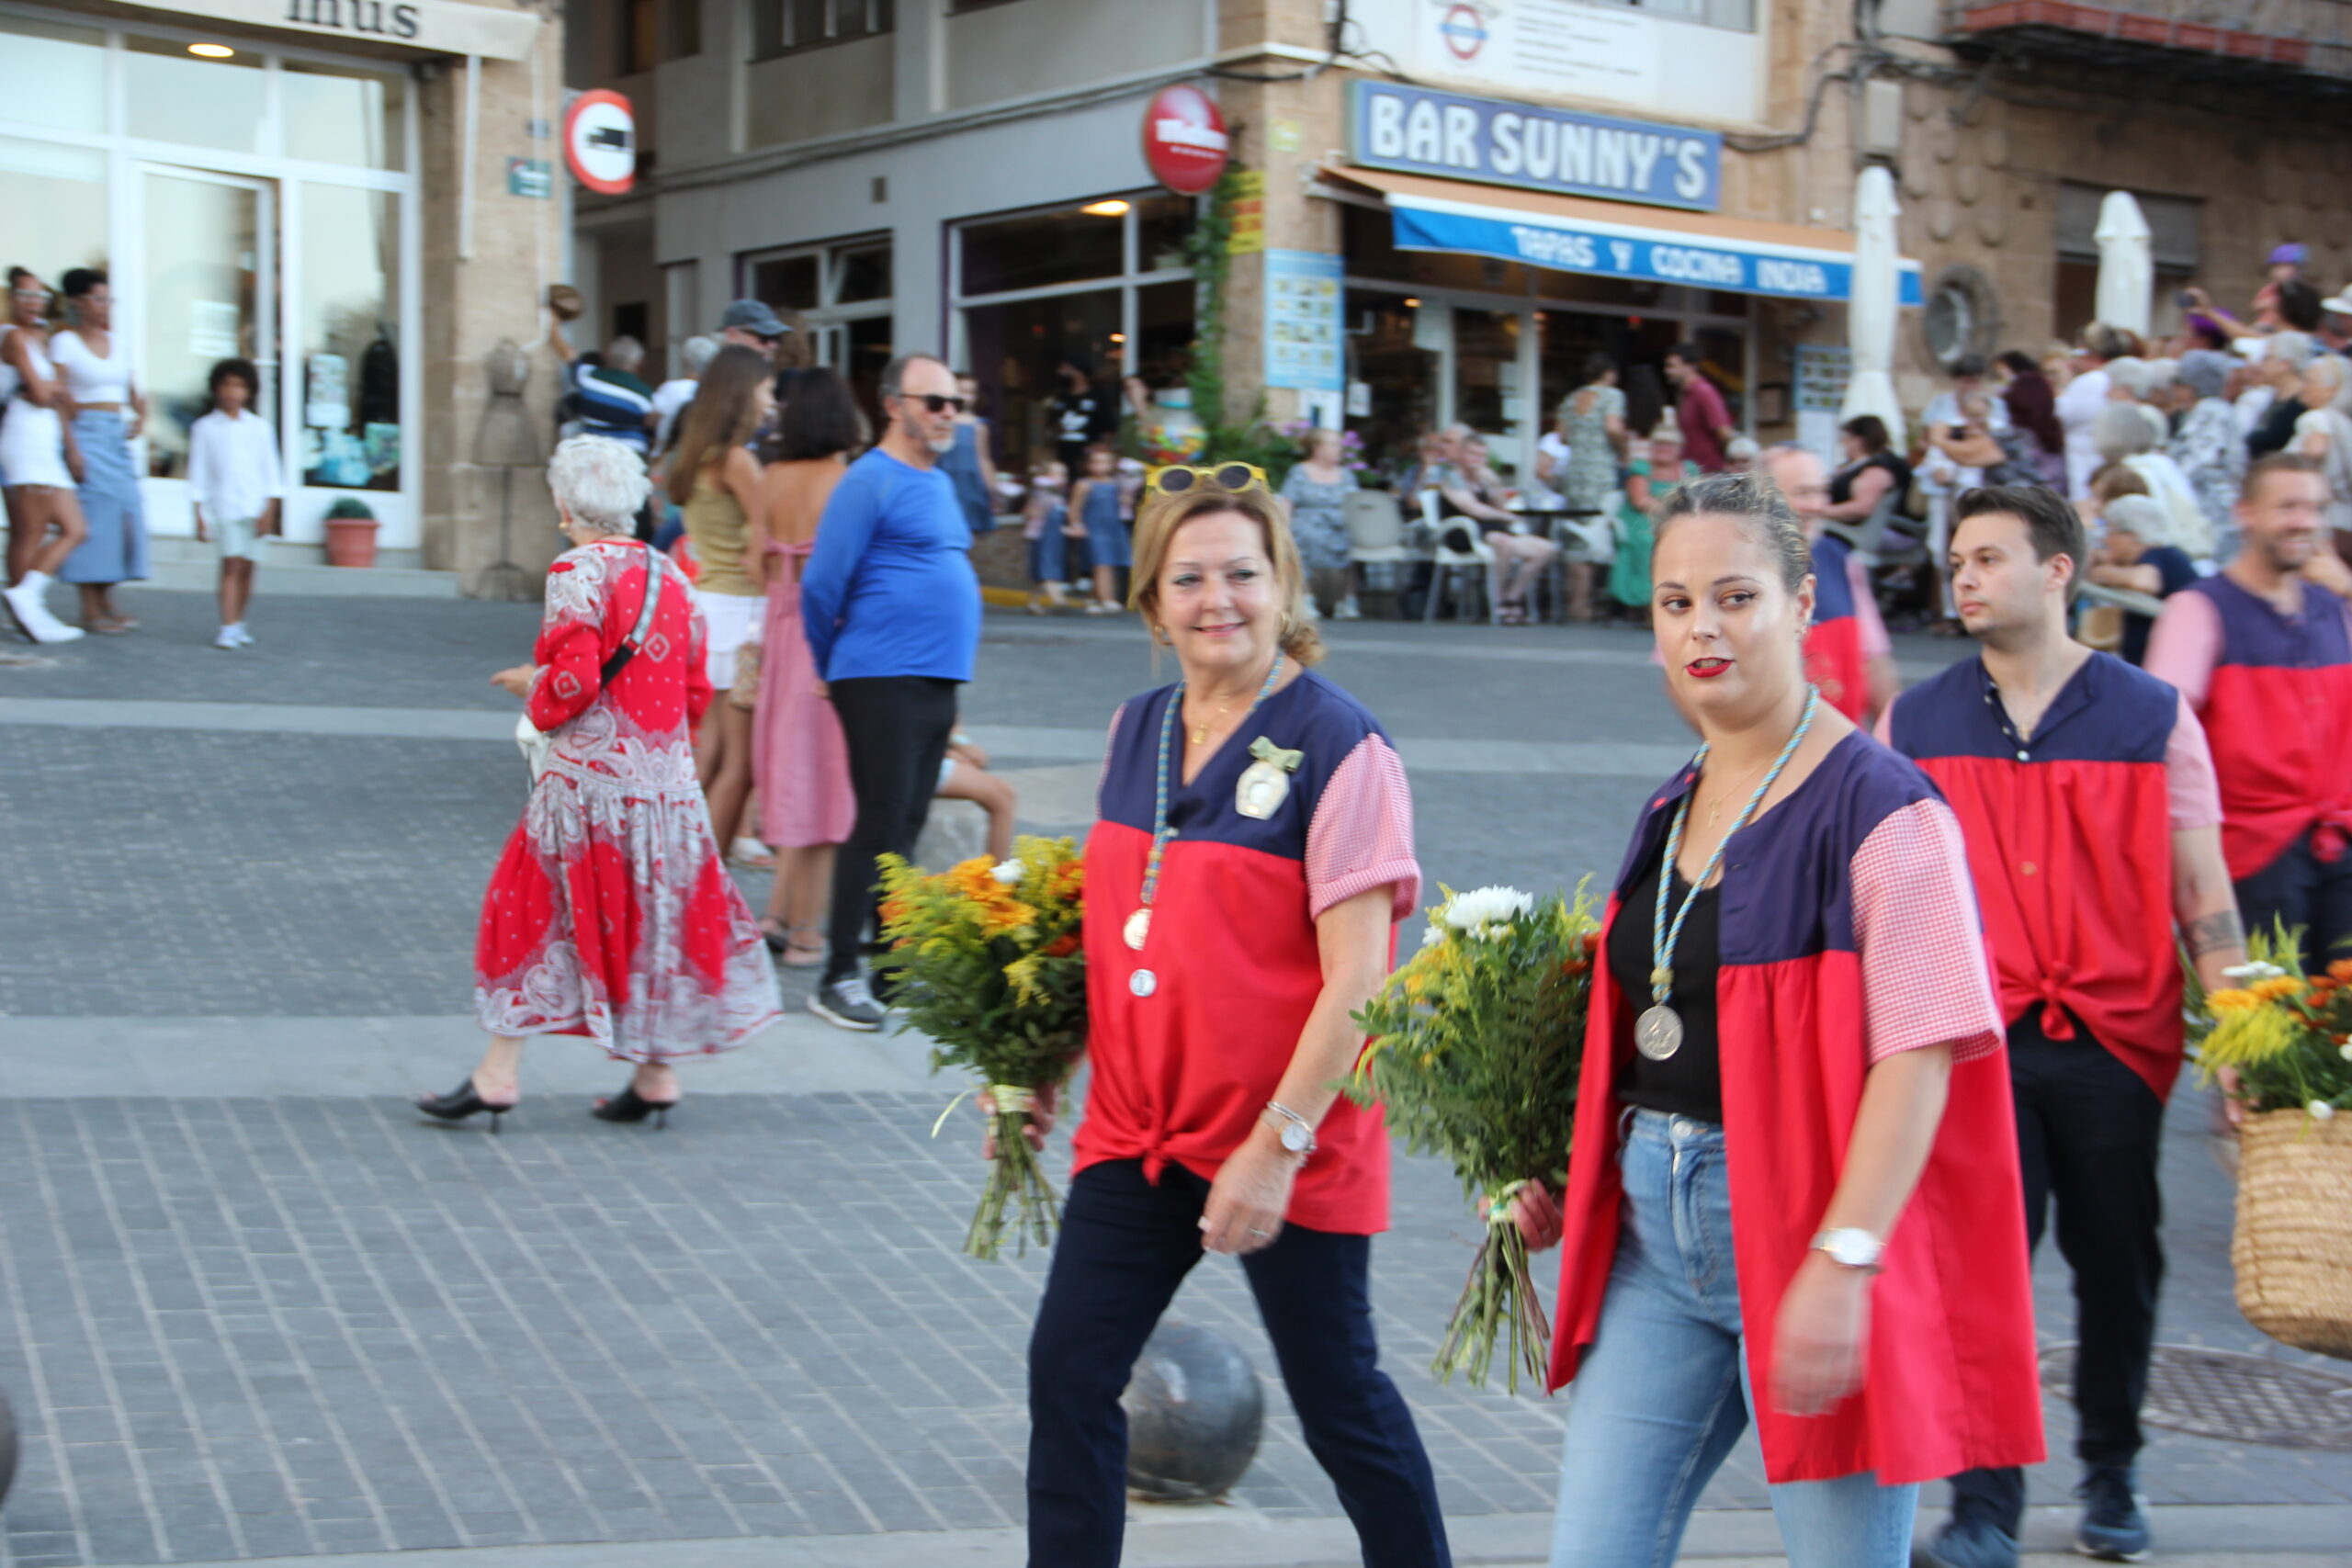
[2144,575,2352,880]
[1076,671,1419,1235]
[1546,734,2044,1484]
[1883,653,2222,1101]
[1803,534,1892,723]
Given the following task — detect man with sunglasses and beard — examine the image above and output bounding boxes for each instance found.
[800,354,982,1029]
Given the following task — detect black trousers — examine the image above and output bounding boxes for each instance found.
[1027,1160,1451,1568]
[2233,827,2352,968]
[1951,1010,2165,1534]
[823,675,958,983]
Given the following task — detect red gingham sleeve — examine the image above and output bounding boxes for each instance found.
[1306,734,1420,921]
[1851,797,2005,1066]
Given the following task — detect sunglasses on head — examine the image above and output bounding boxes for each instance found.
[1148,462,1268,497]
[904,392,968,414]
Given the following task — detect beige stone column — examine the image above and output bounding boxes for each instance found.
[415,4,574,597]
[1212,0,1346,431]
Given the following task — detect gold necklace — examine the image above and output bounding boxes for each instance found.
[1190,691,1238,748]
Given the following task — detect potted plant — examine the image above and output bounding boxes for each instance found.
[322,496,379,568]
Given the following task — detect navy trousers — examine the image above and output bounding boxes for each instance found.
[2233,827,2352,968]
[1026,1158,1451,1568]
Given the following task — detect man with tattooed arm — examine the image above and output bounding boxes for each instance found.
[1879,485,2245,1568]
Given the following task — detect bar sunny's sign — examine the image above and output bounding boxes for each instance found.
[1347,80,1720,214]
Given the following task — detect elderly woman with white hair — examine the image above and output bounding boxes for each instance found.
[2167,349,2246,545]
[2088,491,2203,666]
[2094,401,2211,559]
[2290,352,2352,544]
[421,436,782,1133]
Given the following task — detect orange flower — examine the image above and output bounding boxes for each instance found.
[1043,932,1081,958]
[2252,976,2305,1002]
[1581,930,1601,953]
[2330,958,2352,985]
[1561,958,1589,977]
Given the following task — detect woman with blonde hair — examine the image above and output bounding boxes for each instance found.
[1015,462,1449,1567]
[666,344,774,852]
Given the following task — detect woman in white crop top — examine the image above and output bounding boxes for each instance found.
[51,268,150,632]
[0,268,90,645]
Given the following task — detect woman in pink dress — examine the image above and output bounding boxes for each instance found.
[421,436,782,1132]
[750,368,862,963]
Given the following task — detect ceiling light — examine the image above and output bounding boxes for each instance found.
[1081,199,1132,218]
[1109,333,1126,344]
[187,42,236,58]
[1403,297,1420,308]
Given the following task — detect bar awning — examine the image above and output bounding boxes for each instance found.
[1329,166,1924,307]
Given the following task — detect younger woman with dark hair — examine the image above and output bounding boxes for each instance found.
[1823,416,1914,525]
[51,268,150,633]
[1522,473,2041,1567]
[667,344,775,852]
[1996,350,2068,490]
[750,366,862,962]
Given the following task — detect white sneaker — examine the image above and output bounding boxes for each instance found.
[1334,597,1363,620]
[213,626,240,649]
[229,623,254,647]
[4,579,84,645]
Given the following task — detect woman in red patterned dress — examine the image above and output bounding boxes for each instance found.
[420,436,782,1131]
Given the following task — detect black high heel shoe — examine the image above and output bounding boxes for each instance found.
[416,1075,516,1133]
[590,1084,675,1128]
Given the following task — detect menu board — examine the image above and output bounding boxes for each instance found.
[1262,248,1343,393]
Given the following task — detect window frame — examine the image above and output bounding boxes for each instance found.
[747,0,895,63]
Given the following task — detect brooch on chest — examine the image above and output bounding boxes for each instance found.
[1236,737,1304,820]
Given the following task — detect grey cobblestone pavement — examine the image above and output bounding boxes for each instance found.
[3,589,2346,1565]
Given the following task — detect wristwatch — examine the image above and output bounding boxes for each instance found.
[1261,1100,1317,1158]
[1810,1227,1884,1273]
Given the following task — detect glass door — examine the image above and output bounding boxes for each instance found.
[140,165,274,481]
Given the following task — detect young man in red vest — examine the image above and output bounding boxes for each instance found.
[1883,485,2245,1568]
[2145,454,2352,963]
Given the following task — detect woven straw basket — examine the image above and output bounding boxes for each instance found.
[2233,1110,2352,1360]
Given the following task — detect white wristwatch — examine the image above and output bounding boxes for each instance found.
[1810,1227,1884,1273]
[1261,1100,1317,1158]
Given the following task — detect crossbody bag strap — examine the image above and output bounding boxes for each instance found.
[598,545,670,687]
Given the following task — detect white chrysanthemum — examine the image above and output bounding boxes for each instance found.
[2341,1043,2352,1064]
[1419,923,1445,948]
[1442,886,1535,932]
[2311,1100,2337,1122]
[2224,960,2289,982]
[989,859,1023,886]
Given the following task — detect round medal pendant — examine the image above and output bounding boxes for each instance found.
[1634,1004,1685,1062]
[1124,908,1151,951]
[1130,968,1158,998]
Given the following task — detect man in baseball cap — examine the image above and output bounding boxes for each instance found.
[718,299,789,354]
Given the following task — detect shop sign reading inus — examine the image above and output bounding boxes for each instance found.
[1349,81,1719,214]
[1142,84,1229,197]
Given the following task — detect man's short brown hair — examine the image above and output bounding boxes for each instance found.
[1955,484,2087,600]
[2243,451,2322,505]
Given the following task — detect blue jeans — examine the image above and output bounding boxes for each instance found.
[1548,1110,1918,1568]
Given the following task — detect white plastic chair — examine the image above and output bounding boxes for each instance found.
[1419,490,1499,624]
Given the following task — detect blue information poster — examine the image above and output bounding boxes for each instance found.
[1263,249,1344,393]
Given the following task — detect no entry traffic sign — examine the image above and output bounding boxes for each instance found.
[564,89,636,195]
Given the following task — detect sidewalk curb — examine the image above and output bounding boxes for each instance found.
[135,1503,2352,1568]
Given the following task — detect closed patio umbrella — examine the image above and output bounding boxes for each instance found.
[2095,191,2154,340]
[1839,164,1905,441]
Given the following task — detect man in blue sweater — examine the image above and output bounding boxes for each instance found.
[800,354,982,1029]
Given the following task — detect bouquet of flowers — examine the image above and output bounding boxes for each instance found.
[2188,925,2352,1358]
[2189,926,2352,1121]
[878,838,1088,1260]
[1347,883,1600,1390]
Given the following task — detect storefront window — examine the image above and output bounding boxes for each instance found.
[0,137,107,304]
[1345,290,1437,479]
[281,61,405,172]
[751,254,819,311]
[300,183,401,492]
[960,203,1125,296]
[1135,281,1196,392]
[1135,194,1196,274]
[834,243,890,304]
[743,236,892,425]
[0,15,107,134]
[125,35,267,156]
[963,288,1120,467]
[141,169,266,482]
[1453,308,1526,465]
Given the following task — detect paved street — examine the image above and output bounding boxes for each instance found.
[2,586,2347,1567]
